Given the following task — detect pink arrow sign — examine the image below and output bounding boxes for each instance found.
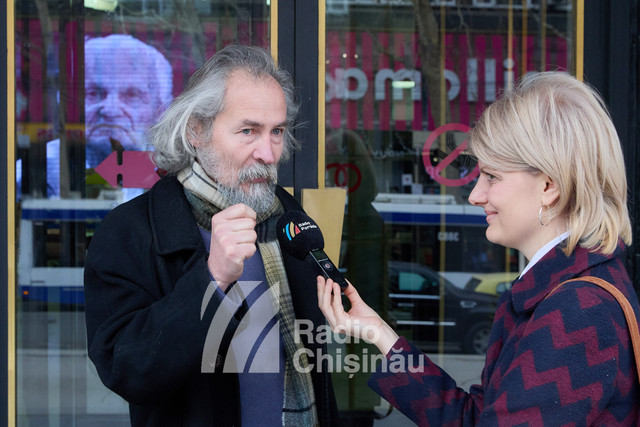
[94,151,161,189]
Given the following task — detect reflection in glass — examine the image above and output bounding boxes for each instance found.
[325,1,572,421]
[15,1,270,424]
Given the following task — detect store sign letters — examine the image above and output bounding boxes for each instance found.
[326,58,521,103]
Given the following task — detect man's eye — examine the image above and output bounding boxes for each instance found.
[241,129,253,135]
[123,88,143,102]
[272,128,283,136]
[86,89,104,102]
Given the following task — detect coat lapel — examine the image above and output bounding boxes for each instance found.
[148,177,205,256]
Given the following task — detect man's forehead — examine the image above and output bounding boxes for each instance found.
[227,69,282,88]
[236,117,288,128]
[86,54,155,88]
[85,71,153,89]
[223,72,286,107]
[86,50,153,71]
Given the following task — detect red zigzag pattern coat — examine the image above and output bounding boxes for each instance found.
[369,243,640,426]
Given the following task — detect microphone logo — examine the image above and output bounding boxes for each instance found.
[276,211,347,289]
[281,221,301,241]
[281,220,318,241]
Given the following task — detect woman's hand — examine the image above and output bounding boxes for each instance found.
[317,276,399,355]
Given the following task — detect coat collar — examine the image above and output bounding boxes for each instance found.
[148,176,206,255]
[509,243,625,314]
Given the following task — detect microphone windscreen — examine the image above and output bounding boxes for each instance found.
[276,210,325,260]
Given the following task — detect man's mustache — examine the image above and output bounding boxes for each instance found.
[238,163,278,184]
[87,123,131,135]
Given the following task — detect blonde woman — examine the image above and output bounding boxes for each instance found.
[318,72,640,425]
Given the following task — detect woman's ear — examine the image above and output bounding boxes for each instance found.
[541,175,560,207]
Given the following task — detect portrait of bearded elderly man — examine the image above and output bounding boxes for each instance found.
[18,34,173,199]
[84,44,339,427]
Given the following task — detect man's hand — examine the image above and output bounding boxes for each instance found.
[207,204,257,292]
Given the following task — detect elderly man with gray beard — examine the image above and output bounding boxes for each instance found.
[84,44,339,427]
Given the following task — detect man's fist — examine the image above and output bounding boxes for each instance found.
[207,204,257,291]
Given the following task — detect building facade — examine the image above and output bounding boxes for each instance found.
[0,0,638,425]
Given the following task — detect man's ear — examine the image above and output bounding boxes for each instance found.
[187,119,204,148]
[541,175,560,207]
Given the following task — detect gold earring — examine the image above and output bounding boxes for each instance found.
[538,204,549,227]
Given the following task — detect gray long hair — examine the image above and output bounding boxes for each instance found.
[149,44,299,174]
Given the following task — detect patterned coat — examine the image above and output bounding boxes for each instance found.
[369,243,640,426]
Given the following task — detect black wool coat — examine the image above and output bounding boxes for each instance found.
[84,176,339,426]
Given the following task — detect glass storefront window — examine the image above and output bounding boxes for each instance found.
[15,1,270,424]
[325,0,573,419]
[10,0,579,424]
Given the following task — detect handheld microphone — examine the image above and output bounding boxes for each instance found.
[276,210,348,290]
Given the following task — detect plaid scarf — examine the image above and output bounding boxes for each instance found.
[178,162,318,427]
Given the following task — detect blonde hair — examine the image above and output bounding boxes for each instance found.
[468,71,631,255]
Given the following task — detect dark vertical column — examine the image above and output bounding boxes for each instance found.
[277,0,320,200]
[584,0,639,290]
[0,0,10,424]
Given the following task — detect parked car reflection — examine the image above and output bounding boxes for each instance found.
[387,261,499,355]
[464,272,518,296]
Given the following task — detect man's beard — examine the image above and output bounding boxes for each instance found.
[196,146,278,214]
